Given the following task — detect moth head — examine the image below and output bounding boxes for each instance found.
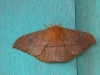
[44,24,61,29]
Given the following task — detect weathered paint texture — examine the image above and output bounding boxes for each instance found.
[0,0,77,75]
[75,0,100,75]
[1,0,98,75]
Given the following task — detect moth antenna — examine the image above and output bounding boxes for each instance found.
[44,24,48,28]
[50,24,53,26]
[58,23,61,27]
[49,24,53,27]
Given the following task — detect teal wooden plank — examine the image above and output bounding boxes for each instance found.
[0,0,77,75]
[75,0,100,75]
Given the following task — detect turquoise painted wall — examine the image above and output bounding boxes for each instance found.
[0,0,77,75]
[1,0,99,75]
[75,0,100,75]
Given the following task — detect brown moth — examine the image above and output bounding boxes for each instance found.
[12,25,96,62]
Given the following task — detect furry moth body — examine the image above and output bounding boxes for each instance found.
[13,25,96,62]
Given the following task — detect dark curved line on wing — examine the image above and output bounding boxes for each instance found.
[15,41,92,49]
